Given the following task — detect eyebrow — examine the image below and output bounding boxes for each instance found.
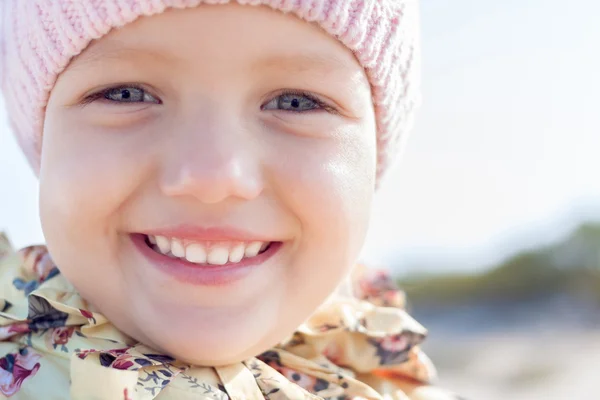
[69,42,357,78]
[68,43,181,72]
[251,52,357,75]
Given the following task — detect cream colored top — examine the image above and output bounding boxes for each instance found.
[0,233,459,399]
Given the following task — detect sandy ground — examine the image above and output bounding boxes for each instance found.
[422,330,600,400]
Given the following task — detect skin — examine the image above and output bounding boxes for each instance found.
[40,4,377,366]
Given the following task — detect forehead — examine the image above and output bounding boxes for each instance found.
[70,4,367,83]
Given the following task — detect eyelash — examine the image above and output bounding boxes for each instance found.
[264,90,339,114]
[81,85,338,114]
[81,84,158,105]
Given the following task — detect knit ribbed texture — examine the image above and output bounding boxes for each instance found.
[0,0,421,183]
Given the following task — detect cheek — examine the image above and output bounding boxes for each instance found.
[270,123,377,286]
[38,111,152,261]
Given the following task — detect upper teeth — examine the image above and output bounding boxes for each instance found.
[148,235,270,265]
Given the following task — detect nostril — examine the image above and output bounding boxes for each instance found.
[158,157,265,203]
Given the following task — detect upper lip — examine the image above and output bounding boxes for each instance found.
[141,224,278,242]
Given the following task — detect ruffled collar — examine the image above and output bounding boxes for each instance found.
[0,236,437,399]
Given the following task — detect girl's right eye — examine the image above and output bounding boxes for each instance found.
[84,86,161,104]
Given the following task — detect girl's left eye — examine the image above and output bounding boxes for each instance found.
[262,92,333,113]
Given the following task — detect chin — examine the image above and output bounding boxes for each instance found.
[134,314,278,366]
[152,332,270,366]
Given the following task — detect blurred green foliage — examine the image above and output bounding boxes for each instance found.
[398,223,600,307]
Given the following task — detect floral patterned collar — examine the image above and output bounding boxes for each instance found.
[0,234,441,399]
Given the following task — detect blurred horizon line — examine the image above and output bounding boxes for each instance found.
[378,195,600,276]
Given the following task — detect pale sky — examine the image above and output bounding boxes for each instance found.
[1,0,599,275]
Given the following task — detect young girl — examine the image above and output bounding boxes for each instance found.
[0,1,460,399]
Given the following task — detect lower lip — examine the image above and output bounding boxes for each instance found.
[131,234,282,286]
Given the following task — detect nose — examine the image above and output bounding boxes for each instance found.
[159,114,265,204]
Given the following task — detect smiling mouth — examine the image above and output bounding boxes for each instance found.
[144,234,274,266]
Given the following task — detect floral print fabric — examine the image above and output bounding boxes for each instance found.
[0,233,460,399]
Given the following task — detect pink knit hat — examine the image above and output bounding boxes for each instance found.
[0,0,421,182]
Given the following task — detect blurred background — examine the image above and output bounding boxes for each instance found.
[1,0,599,398]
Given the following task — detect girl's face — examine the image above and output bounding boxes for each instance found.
[41,4,376,365]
